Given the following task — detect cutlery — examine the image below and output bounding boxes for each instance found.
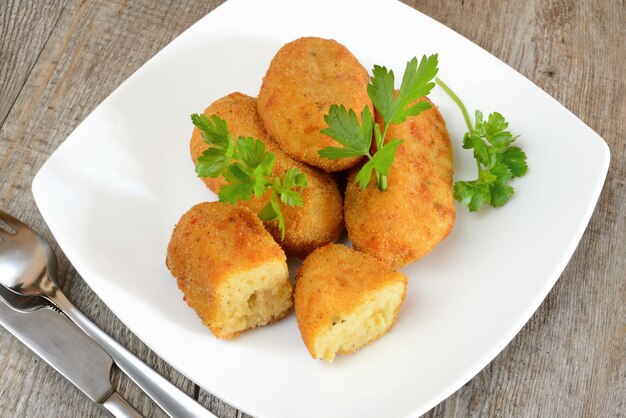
[0,286,142,417]
[0,211,216,418]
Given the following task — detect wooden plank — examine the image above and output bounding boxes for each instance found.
[0,0,68,128]
[0,0,624,417]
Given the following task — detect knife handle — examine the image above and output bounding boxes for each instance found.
[101,391,144,418]
[48,290,216,418]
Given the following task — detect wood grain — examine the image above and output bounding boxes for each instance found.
[0,0,624,417]
[0,0,68,128]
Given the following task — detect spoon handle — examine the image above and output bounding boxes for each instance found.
[101,391,144,418]
[48,289,216,418]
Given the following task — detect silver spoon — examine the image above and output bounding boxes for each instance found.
[0,211,216,418]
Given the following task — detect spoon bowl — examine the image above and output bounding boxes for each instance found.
[0,212,58,298]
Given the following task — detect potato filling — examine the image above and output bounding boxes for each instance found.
[219,260,292,335]
[313,283,405,362]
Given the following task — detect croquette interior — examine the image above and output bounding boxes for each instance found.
[214,260,292,338]
[312,282,405,362]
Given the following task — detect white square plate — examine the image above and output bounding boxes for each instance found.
[32,0,610,417]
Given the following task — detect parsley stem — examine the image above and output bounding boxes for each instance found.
[435,77,473,133]
[378,175,388,191]
[365,149,388,192]
[436,78,483,178]
[380,123,390,150]
[376,123,390,191]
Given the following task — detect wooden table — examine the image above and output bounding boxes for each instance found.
[1,1,624,417]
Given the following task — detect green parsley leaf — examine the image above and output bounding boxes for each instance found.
[489,181,514,207]
[490,162,513,184]
[354,159,376,189]
[259,201,277,222]
[272,167,307,208]
[191,113,231,149]
[453,180,474,207]
[270,195,285,239]
[354,139,403,190]
[436,77,528,211]
[370,139,403,176]
[454,181,491,212]
[192,114,235,178]
[484,112,514,148]
[282,167,308,189]
[258,194,288,240]
[234,137,268,170]
[499,146,528,177]
[368,54,438,126]
[229,137,276,198]
[478,169,497,184]
[317,146,366,159]
[192,113,307,239]
[218,165,254,204]
[251,166,269,198]
[393,55,438,122]
[474,110,484,133]
[196,147,233,178]
[367,64,395,123]
[463,133,490,166]
[279,188,303,207]
[319,105,373,159]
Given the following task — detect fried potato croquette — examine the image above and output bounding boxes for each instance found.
[166,202,292,339]
[190,93,344,258]
[294,244,408,362]
[345,98,455,269]
[257,37,372,172]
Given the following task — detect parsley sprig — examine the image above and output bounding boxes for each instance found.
[319,55,440,191]
[192,114,307,238]
[435,78,527,211]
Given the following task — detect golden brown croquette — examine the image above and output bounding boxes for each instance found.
[294,244,407,362]
[166,202,292,339]
[345,97,455,269]
[257,37,372,172]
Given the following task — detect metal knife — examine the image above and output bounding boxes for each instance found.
[0,286,143,418]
